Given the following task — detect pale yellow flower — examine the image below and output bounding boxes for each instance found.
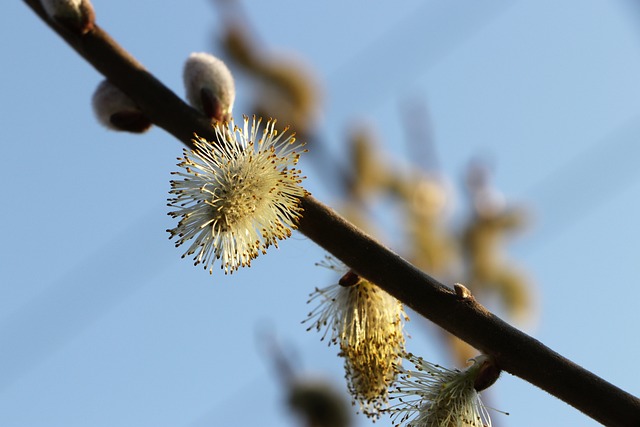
[305,261,409,418]
[388,353,493,427]
[168,116,307,274]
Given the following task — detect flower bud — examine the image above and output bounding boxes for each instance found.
[183,52,235,122]
[91,80,152,133]
[41,0,95,35]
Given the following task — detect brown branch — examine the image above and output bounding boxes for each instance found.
[22,1,640,425]
[23,0,215,148]
[299,196,640,426]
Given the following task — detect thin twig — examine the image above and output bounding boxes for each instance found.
[22,1,640,425]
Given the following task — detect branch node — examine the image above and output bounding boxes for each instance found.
[454,282,473,300]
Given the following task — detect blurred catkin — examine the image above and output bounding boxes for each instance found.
[220,23,321,138]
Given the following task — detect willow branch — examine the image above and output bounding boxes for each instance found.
[23,1,640,425]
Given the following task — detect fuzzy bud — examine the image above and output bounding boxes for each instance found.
[41,0,95,35]
[183,52,235,122]
[91,80,152,133]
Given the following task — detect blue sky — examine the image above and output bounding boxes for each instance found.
[2,1,640,426]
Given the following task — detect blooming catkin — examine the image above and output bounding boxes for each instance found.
[167,115,307,274]
[304,264,409,418]
[388,353,494,427]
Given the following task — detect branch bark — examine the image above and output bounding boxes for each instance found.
[23,1,640,425]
